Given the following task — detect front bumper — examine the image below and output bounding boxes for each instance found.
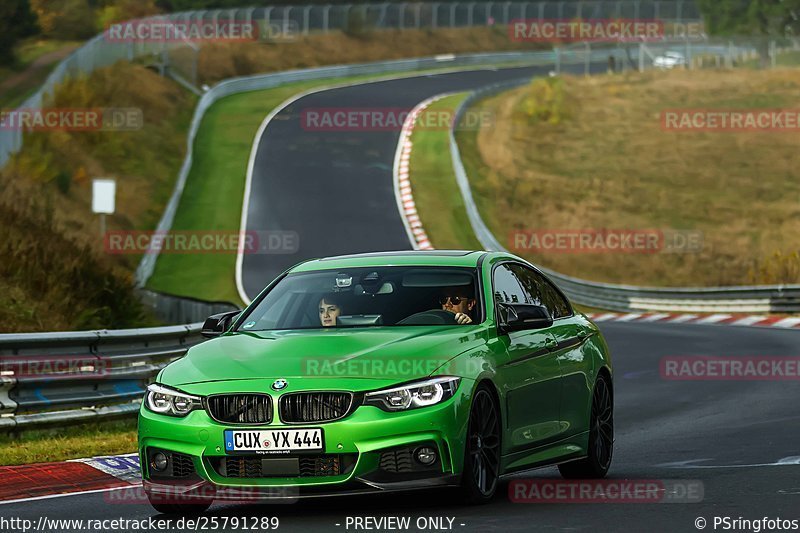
[138,380,472,499]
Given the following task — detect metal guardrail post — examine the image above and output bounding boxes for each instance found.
[585,42,591,77]
[771,40,777,68]
[639,42,645,71]
[555,46,561,74]
[0,323,205,431]
[303,6,311,35]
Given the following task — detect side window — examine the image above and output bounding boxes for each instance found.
[492,265,526,305]
[511,265,572,319]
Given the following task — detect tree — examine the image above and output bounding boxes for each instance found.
[697,0,800,65]
[0,0,39,65]
[31,0,96,40]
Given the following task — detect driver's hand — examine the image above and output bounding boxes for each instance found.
[454,312,473,324]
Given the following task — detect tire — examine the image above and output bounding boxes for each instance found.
[558,373,614,479]
[459,385,501,504]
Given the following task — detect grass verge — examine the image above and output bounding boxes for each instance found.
[407,93,483,251]
[457,67,800,287]
[147,69,514,305]
[0,418,137,466]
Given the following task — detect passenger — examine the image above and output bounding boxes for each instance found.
[439,288,477,325]
[319,294,344,327]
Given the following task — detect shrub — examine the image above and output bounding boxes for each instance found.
[519,76,571,126]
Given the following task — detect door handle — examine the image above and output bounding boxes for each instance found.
[577,330,588,340]
[544,337,557,350]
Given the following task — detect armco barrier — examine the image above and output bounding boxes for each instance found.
[133,50,563,288]
[0,1,702,169]
[0,324,204,430]
[448,58,800,313]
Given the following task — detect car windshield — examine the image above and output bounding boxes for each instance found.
[237,266,481,331]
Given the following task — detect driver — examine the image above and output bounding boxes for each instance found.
[318,294,343,327]
[439,288,476,325]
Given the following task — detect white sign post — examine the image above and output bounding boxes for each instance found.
[92,178,116,236]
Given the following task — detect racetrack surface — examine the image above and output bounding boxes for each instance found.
[239,63,606,300]
[6,64,799,531]
[4,322,800,532]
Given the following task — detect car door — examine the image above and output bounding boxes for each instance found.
[510,264,595,439]
[492,263,563,453]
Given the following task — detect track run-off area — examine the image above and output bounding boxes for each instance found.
[4,65,799,533]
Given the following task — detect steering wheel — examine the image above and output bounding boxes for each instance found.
[397,309,459,326]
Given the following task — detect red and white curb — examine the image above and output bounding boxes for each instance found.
[0,453,140,504]
[585,312,800,329]
[391,103,800,331]
[394,94,458,251]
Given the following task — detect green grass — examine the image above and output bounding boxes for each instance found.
[146,69,506,305]
[408,94,483,251]
[0,418,137,466]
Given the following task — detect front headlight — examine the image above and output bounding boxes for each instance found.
[144,384,202,417]
[364,377,461,412]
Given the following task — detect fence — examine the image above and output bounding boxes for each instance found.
[133,50,564,288]
[552,37,800,74]
[448,46,800,313]
[0,1,701,169]
[138,290,239,324]
[0,323,204,430]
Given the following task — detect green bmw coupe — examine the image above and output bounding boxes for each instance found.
[138,250,613,512]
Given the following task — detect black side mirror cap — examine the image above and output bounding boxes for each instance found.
[498,303,553,334]
[201,310,241,339]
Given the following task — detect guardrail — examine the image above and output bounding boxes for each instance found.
[0,1,701,169]
[0,324,204,430]
[448,46,800,313]
[138,289,239,324]
[134,49,566,288]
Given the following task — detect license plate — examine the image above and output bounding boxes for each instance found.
[224,428,323,454]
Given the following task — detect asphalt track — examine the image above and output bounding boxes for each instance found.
[240,63,606,299]
[5,322,800,532]
[5,64,800,531]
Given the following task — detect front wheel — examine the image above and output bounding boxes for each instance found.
[559,373,614,479]
[459,386,501,504]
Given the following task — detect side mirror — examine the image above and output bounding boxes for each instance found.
[498,303,553,334]
[201,310,241,339]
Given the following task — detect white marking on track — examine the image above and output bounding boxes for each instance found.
[656,456,800,469]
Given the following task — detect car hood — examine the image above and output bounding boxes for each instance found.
[160,326,487,386]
